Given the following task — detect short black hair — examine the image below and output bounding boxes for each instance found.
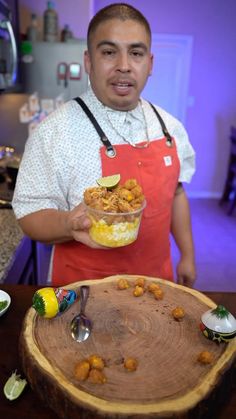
[87,3,151,51]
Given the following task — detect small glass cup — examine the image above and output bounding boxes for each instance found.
[85,200,146,247]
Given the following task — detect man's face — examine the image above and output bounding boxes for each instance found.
[84,19,153,111]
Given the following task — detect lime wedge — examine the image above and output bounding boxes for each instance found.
[4,370,27,401]
[97,174,121,189]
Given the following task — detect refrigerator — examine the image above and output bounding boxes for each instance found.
[21,40,88,102]
[0,0,21,92]
[0,39,89,154]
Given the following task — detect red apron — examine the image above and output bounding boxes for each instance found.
[52,137,180,285]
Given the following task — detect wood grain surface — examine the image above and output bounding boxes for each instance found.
[20,275,236,418]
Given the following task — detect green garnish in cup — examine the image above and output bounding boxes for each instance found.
[0,300,8,311]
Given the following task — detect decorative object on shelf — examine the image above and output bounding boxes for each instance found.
[19,92,64,135]
[32,287,78,318]
[43,1,58,42]
[27,13,40,42]
[200,304,236,342]
[61,24,73,42]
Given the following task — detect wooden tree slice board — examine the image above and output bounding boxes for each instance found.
[20,275,236,419]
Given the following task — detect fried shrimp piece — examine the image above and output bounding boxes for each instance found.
[84,187,107,204]
[133,285,144,297]
[74,360,90,381]
[134,277,146,287]
[147,282,161,293]
[117,199,133,212]
[172,307,185,320]
[117,278,130,290]
[88,355,105,370]
[123,179,138,190]
[84,188,94,205]
[130,199,145,210]
[130,185,143,198]
[153,288,164,300]
[118,188,134,202]
[131,194,145,205]
[197,351,214,364]
[88,369,107,384]
[89,197,105,210]
[102,196,119,212]
[124,358,138,372]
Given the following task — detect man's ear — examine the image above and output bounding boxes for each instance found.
[149,53,154,76]
[84,50,91,74]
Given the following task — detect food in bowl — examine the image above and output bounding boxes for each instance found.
[84,178,146,247]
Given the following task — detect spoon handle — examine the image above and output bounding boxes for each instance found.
[80,286,89,313]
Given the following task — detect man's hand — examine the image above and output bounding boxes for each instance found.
[66,203,108,249]
[176,256,196,288]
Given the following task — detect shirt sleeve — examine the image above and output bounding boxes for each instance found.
[172,121,196,183]
[12,117,72,219]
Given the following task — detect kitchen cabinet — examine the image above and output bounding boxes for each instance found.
[0,201,51,285]
[4,238,52,285]
[3,236,37,284]
[35,242,52,285]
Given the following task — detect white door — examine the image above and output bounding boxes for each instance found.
[142,34,193,124]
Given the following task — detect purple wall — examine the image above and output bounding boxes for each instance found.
[19,0,92,38]
[95,1,236,197]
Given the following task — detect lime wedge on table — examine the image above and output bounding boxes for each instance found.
[3,371,27,400]
[97,174,121,189]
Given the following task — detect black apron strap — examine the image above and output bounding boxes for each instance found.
[74,97,116,157]
[148,102,173,146]
[74,97,173,154]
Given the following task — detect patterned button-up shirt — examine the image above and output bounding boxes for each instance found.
[12,86,195,219]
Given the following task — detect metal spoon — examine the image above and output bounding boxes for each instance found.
[70,285,92,342]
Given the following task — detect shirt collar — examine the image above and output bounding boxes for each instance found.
[84,86,144,126]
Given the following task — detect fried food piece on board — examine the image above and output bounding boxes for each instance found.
[153,288,164,300]
[133,285,144,297]
[124,358,138,372]
[134,277,146,287]
[88,369,107,384]
[74,360,90,381]
[197,351,214,364]
[172,306,185,320]
[147,282,161,293]
[88,354,105,370]
[117,278,130,290]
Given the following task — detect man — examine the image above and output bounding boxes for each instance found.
[12,3,196,287]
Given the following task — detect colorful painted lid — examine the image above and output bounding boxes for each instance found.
[201,305,236,333]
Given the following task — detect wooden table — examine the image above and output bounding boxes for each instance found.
[0,285,235,419]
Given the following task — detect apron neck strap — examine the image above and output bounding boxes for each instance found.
[74,97,116,157]
[74,97,173,154]
[148,102,172,145]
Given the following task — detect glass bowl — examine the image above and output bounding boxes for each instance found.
[0,290,11,317]
[85,200,146,247]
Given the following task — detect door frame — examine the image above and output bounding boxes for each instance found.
[142,33,193,124]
